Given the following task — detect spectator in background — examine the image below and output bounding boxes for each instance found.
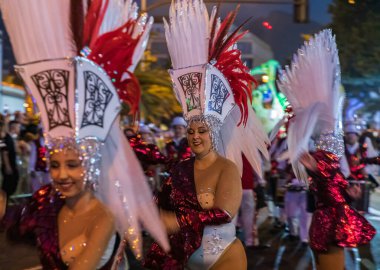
[165,116,192,163]
[1,121,21,198]
[27,126,50,192]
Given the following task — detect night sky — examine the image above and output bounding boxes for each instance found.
[0,0,335,75]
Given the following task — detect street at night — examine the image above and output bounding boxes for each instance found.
[2,190,380,270]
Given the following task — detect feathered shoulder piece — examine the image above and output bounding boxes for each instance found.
[277,29,345,181]
[164,0,269,176]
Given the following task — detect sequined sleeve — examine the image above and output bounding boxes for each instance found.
[307,150,348,205]
[177,208,231,230]
[311,150,343,180]
[5,185,58,242]
[155,177,174,211]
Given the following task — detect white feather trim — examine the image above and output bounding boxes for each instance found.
[277,29,343,182]
[98,120,169,257]
[0,0,76,64]
[218,106,269,177]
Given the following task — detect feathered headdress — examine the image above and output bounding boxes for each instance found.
[1,0,168,259]
[164,0,269,176]
[277,29,345,181]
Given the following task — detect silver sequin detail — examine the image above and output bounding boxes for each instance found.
[187,115,222,151]
[46,135,102,187]
[205,229,224,255]
[315,130,344,158]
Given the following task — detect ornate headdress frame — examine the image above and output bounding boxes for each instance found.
[164,0,269,176]
[165,0,255,148]
[15,57,121,185]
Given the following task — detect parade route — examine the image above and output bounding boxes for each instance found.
[2,190,379,270]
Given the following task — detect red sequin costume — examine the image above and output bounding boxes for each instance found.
[3,185,118,270]
[128,135,168,177]
[34,138,48,172]
[308,150,376,252]
[165,138,192,164]
[144,158,231,269]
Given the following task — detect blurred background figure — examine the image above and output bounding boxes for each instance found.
[127,123,168,191]
[165,116,192,163]
[341,121,380,213]
[26,126,50,193]
[267,129,288,229]
[1,120,21,198]
[284,167,311,244]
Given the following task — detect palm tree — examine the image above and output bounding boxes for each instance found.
[135,66,182,125]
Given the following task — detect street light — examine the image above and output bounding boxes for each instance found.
[141,0,147,12]
[294,0,308,23]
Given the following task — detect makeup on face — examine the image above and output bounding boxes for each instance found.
[187,121,212,156]
[50,149,85,198]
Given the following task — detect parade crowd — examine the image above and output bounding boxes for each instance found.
[1,108,379,268]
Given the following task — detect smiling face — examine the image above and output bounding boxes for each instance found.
[50,149,85,198]
[187,121,212,156]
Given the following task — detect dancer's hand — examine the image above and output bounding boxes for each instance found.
[160,210,180,234]
[0,190,6,220]
[346,184,362,200]
[299,152,317,172]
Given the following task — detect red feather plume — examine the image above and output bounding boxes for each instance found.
[76,0,145,117]
[209,6,256,126]
[82,0,110,48]
[87,20,143,116]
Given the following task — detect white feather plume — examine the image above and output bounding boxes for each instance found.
[98,0,139,36]
[0,0,76,64]
[218,106,270,177]
[164,0,209,69]
[277,29,343,181]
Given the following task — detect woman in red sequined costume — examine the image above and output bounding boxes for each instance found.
[144,1,269,268]
[299,150,375,269]
[278,30,376,270]
[145,120,247,269]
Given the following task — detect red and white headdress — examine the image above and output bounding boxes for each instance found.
[1,0,168,259]
[165,0,269,175]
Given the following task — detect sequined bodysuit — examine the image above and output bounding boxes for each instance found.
[144,158,232,269]
[308,150,376,252]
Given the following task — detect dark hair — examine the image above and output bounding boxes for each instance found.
[8,120,20,129]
